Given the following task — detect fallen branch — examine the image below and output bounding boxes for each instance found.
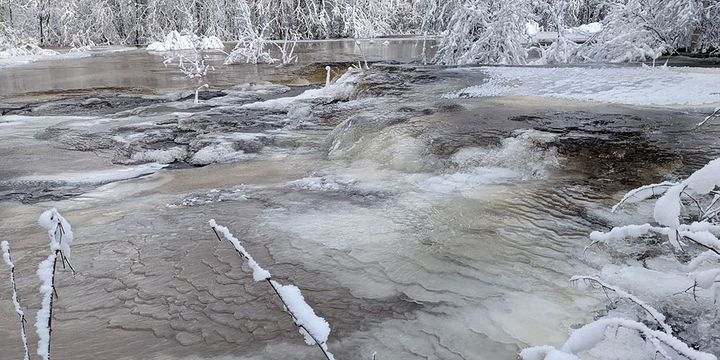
[209,219,336,360]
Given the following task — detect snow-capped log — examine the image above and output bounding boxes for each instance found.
[209,220,336,360]
[1,241,31,360]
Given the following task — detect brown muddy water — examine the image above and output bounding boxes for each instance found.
[0,42,719,360]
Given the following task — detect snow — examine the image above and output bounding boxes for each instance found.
[611,181,677,212]
[566,22,603,35]
[520,346,580,360]
[686,158,720,194]
[147,31,196,51]
[242,68,361,111]
[18,163,167,184]
[654,185,684,228]
[690,268,720,289]
[38,209,74,259]
[189,142,251,165]
[198,36,225,50]
[269,280,333,347]
[208,220,271,282]
[561,318,717,360]
[525,318,717,360]
[570,276,672,334]
[35,252,57,360]
[589,224,653,243]
[526,21,541,36]
[0,43,58,59]
[1,240,13,268]
[686,251,720,271]
[679,231,720,253]
[0,49,91,69]
[1,240,30,360]
[449,66,720,107]
[130,147,187,164]
[147,31,224,52]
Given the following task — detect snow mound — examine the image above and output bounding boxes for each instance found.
[147,31,224,51]
[147,31,196,51]
[0,42,58,58]
[189,142,253,165]
[242,68,362,111]
[526,21,541,36]
[567,22,603,35]
[450,66,720,107]
[198,36,224,50]
[130,147,187,164]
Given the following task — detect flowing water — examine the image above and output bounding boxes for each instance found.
[0,40,719,360]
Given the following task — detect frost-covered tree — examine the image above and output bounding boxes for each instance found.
[697,1,720,53]
[434,0,534,65]
[546,0,712,63]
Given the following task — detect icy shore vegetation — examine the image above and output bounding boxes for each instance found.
[1,209,77,360]
[522,157,720,359]
[1,0,718,63]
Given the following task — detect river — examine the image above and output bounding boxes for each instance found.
[0,40,719,360]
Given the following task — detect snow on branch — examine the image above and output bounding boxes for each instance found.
[521,318,717,360]
[162,50,214,104]
[696,107,720,128]
[611,181,678,212]
[1,241,31,360]
[36,208,76,360]
[209,219,336,360]
[570,276,672,334]
[527,156,720,358]
[209,219,270,282]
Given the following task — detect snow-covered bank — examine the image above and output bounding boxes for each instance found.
[147,31,225,51]
[0,46,136,69]
[448,66,720,108]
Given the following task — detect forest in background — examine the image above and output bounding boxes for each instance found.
[0,0,719,65]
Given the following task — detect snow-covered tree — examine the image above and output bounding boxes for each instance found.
[434,0,534,65]
[553,0,709,63]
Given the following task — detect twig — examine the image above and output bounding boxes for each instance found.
[1,241,31,360]
[696,107,720,128]
[210,224,335,360]
[571,276,673,334]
